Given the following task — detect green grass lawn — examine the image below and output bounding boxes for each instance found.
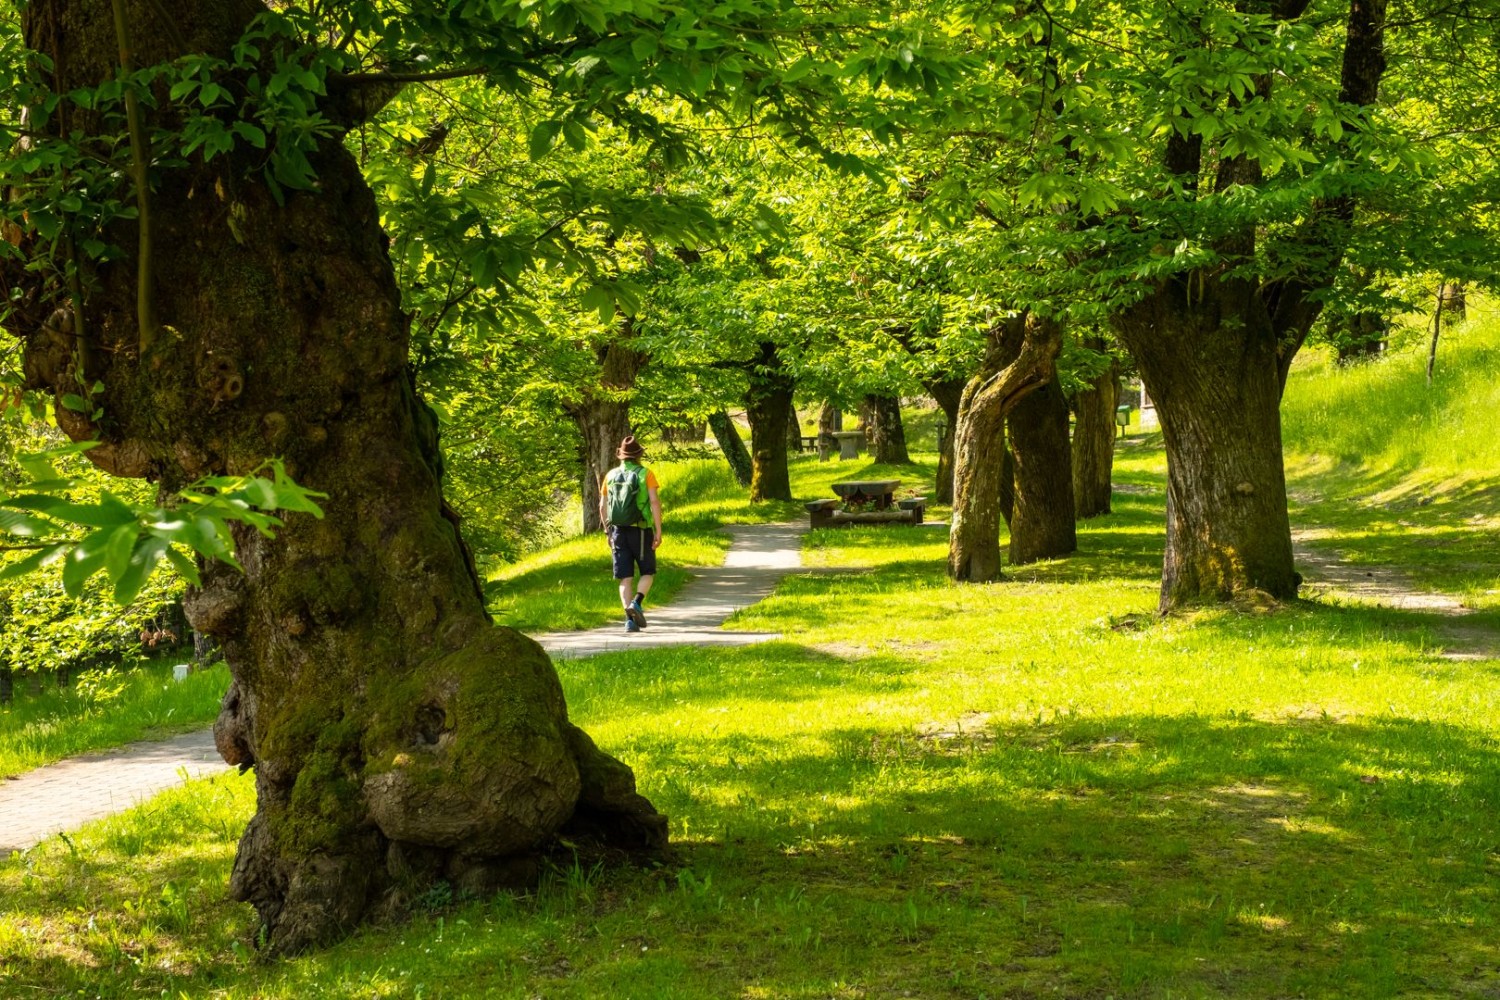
[5,398,1500,996]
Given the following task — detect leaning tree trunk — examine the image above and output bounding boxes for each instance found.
[1072,340,1119,518]
[1114,278,1298,610]
[948,313,1062,582]
[708,410,752,486]
[7,0,663,954]
[564,333,645,534]
[926,379,964,505]
[860,393,910,464]
[1007,374,1076,564]
[743,342,793,502]
[786,406,804,452]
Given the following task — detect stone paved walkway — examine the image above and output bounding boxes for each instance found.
[0,730,230,855]
[0,523,805,853]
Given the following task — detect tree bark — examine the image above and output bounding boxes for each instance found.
[1114,278,1298,610]
[708,411,752,486]
[926,379,964,505]
[1071,341,1119,518]
[563,333,645,534]
[787,406,804,452]
[7,1,663,954]
[860,394,910,464]
[0,664,11,707]
[1007,374,1076,564]
[743,342,793,502]
[948,313,1062,582]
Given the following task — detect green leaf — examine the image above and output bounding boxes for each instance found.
[0,544,66,582]
[0,508,56,538]
[114,536,167,604]
[528,121,561,161]
[62,527,112,597]
[103,523,141,584]
[7,492,138,528]
[164,545,201,587]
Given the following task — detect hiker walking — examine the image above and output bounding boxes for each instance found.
[600,435,663,633]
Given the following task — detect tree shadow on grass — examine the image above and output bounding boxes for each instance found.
[638,711,1500,998]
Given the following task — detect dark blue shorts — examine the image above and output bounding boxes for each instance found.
[608,524,657,579]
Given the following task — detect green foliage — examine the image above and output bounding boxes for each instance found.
[0,447,324,604]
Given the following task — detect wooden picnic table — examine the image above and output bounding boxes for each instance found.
[830,479,901,511]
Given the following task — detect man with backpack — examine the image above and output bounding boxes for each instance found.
[599,435,663,633]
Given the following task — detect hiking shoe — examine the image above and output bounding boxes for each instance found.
[626,599,647,630]
[624,616,640,634]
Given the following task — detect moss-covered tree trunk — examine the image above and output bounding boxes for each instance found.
[7,0,664,954]
[1007,374,1076,564]
[743,342,793,502]
[860,394,910,464]
[564,334,644,534]
[948,314,1061,582]
[1071,340,1119,518]
[1114,279,1297,610]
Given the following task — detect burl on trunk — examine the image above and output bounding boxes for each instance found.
[7,0,664,954]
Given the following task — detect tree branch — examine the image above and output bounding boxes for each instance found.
[109,0,157,354]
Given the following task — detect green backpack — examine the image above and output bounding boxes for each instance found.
[605,465,645,527]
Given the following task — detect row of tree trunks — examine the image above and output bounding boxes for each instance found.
[709,411,753,486]
[564,333,645,534]
[9,0,664,954]
[948,313,1062,582]
[743,342,793,502]
[1071,338,1119,518]
[859,394,910,464]
[1006,374,1077,564]
[659,421,707,444]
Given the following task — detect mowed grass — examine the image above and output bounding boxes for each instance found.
[6,422,1500,997]
[0,657,228,778]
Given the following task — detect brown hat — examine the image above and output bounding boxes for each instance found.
[616,435,645,460]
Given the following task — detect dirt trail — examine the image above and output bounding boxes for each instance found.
[1293,530,1495,661]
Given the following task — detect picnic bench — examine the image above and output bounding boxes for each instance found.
[807,479,926,528]
[830,430,865,460]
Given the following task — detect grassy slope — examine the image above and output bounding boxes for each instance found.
[1282,298,1500,609]
[6,402,1500,997]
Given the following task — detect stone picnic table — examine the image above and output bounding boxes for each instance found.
[830,479,901,510]
[807,479,926,528]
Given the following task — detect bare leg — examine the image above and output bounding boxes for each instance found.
[617,577,634,608]
[635,574,654,600]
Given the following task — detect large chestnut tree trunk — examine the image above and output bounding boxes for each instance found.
[1114,279,1297,608]
[743,341,793,502]
[1111,0,1386,612]
[6,0,663,954]
[948,313,1061,582]
[1071,339,1119,518]
[1007,374,1076,564]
